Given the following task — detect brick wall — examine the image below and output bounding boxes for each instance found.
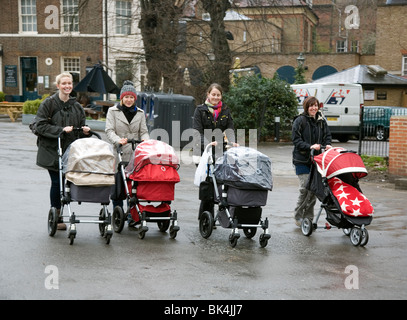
[376,5,407,74]
[389,116,407,177]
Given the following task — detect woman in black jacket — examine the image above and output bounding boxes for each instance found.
[292,96,332,227]
[192,83,237,164]
[36,72,91,230]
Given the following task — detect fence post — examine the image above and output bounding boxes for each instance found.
[274,116,280,142]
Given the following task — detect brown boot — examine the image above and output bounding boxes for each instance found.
[57,223,67,230]
[57,209,66,230]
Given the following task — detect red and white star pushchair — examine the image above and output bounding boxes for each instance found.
[302,147,374,246]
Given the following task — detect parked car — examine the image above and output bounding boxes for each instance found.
[363,106,407,141]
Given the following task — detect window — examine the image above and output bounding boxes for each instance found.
[116,1,131,35]
[403,56,407,77]
[336,40,346,53]
[350,40,359,53]
[62,0,79,32]
[62,57,80,83]
[21,0,37,32]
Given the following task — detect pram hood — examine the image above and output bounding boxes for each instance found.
[125,139,180,181]
[213,147,272,190]
[62,138,115,186]
[314,147,367,180]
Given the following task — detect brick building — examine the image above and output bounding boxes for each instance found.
[0,0,104,101]
[1,0,406,105]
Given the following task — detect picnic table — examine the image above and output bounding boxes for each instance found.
[95,100,115,117]
[83,107,104,120]
[0,102,24,122]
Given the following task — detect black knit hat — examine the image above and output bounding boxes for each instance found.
[120,80,137,100]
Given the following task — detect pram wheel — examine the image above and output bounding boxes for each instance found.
[301,218,313,236]
[169,225,179,239]
[48,207,58,236]
[69,234,75,245]
[259,233,270,248]
[98,208,106,236]
[199,211,214,239]
[112,206,125,233]
[68,224,76,245]
[99,208,113,244]
[228,232,239,248]
[243,227,257,239]
[48,207,58,237]
[343,228,351,236]
[360,228,369,247]
[350,227,362,246]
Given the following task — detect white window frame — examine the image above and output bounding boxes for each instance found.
[402,56,407,77]
[61,0,79,33]
[62,57,80,78]
[350,40,359,53]
[115,1,132,35]
[20,0,37,33]
[336,40,347,53]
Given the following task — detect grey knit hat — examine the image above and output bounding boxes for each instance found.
[120,80,137,100]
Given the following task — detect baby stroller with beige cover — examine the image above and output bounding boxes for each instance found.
[47,129,116,245]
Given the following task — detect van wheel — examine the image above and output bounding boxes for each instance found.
[337,135,349,143]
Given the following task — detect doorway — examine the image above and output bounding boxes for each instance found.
[21,57,39,101]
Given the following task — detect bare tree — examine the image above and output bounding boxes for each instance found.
[139,0,185,91]
[201,0,232,90]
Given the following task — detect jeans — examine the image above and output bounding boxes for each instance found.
[294,173,316,222]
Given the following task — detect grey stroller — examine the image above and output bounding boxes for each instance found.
[198,145,272,248]
[47,130,116,245]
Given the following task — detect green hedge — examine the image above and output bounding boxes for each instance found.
[23,94,50,114]
[224,75,298,142]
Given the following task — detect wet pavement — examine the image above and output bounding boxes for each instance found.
[0,120,406,302]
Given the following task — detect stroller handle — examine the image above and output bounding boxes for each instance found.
[116,139,143,153]
[310,145,326,161]
[58,127,100,139]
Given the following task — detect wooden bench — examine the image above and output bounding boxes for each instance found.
[0,102,24,122]
[84,107,104,120]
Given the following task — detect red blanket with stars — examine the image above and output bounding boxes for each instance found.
[328,177,374,217]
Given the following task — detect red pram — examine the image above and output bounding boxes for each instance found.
[112,139,180,239]
[303,147,373,246]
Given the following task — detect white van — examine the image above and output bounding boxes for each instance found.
[291,83,363,142]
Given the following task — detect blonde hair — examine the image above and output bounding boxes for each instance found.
[55,72,73,85]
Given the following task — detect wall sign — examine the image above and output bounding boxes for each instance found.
[5,65,18,87]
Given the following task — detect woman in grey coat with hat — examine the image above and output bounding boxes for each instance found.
[105,80,149,219]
